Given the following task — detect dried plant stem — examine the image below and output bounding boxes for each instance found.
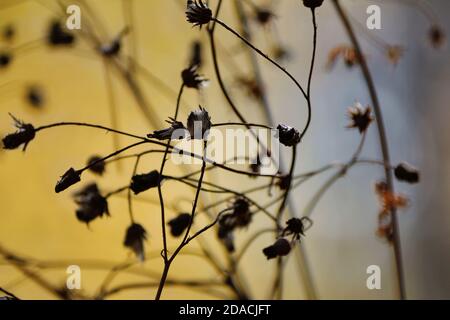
[332,0,406,300]
[155,140,208,300]
[232,1,318,299]
[157,84,184,265]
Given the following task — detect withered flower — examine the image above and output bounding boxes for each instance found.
[394,162,420,184]
[87,155,106,176]
[182,64,208,89]
[277,124,300,147]
[2,114,35,151]
[55,168,81,193]
[429,25,445,49]
[327,45,358,69]
[263,238,291,260]
[187,106,211,140]
[124,223,147,261]
[282,217,310,241]
[231,198,252,227]
[386,45,404,66]
[0,52,12,68]
[48,21,75,46]
[148,118,187,141]
[73,183,109,225]
[26,86,44,108]
[276,174,291,191]
[130,170,162,195]
[168,213,191,237]
[186,0,212,28]
[374,181,409,242]
[347,103,373,134]
[236,76,263,100]
[302,0,324,9]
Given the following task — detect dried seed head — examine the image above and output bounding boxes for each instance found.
[272,45,291,62]
[255,9,275,25]
[2,114,35,151]
[187,106,211,140]
[263,238,291,260]
[232,198,252,227]
[189,41,203,68]
[347,103,373,134]
[26,86,44,108]
[0,52,12,68]
[181,64,208,89]
[276,175,291,191]
[302,0,324,9]
[394,162,420,184]
[186,0,212,28]
[48,21,75,46]
[73,183,109,225]
[386,45,404,65]
[3,24,15,42]
[277,124,301,147]
[55,168,81,193]
[124,223,147,261]
[87,155,106,176]
[429,25,445,49]
[285,218,305,236]
[148,118,187,141]
[130,170,162,195]
[168,213,191,237]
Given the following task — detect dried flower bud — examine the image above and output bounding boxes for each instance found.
[148,118,187,141]
[186,0,212,28]
[394,162,420,184]
[236,77,263,100]
[55,168,81,193]
[48,21,75,46]
[130,170,161,195]
[124,223,147,261]
[347,103,373,134]
[26,86,44,108]
[302,0,324,9]
[187,107,212,140]
[2,114,35,151]
[232,198,252,227]
[73,183,109,225]
[189,41,202,68]
[272,45,291,62]
[100,39,121,56]
[87,155,106,176]
[3,24,15,42]
[168,213,191,237]
[386,45,404,65]
[0,52,12,68]
[255,9,275,25]
[263,238,291,260]
[182,65,208,89]
[429,25,445,49]
[285,218,305,236]
[276,175,291,191]
[277,124,300,147]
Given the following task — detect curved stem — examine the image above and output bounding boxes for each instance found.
[332,0,405,299]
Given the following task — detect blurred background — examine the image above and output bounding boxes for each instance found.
[0,0,449,299]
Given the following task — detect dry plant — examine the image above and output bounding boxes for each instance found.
[0,0,444,300]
